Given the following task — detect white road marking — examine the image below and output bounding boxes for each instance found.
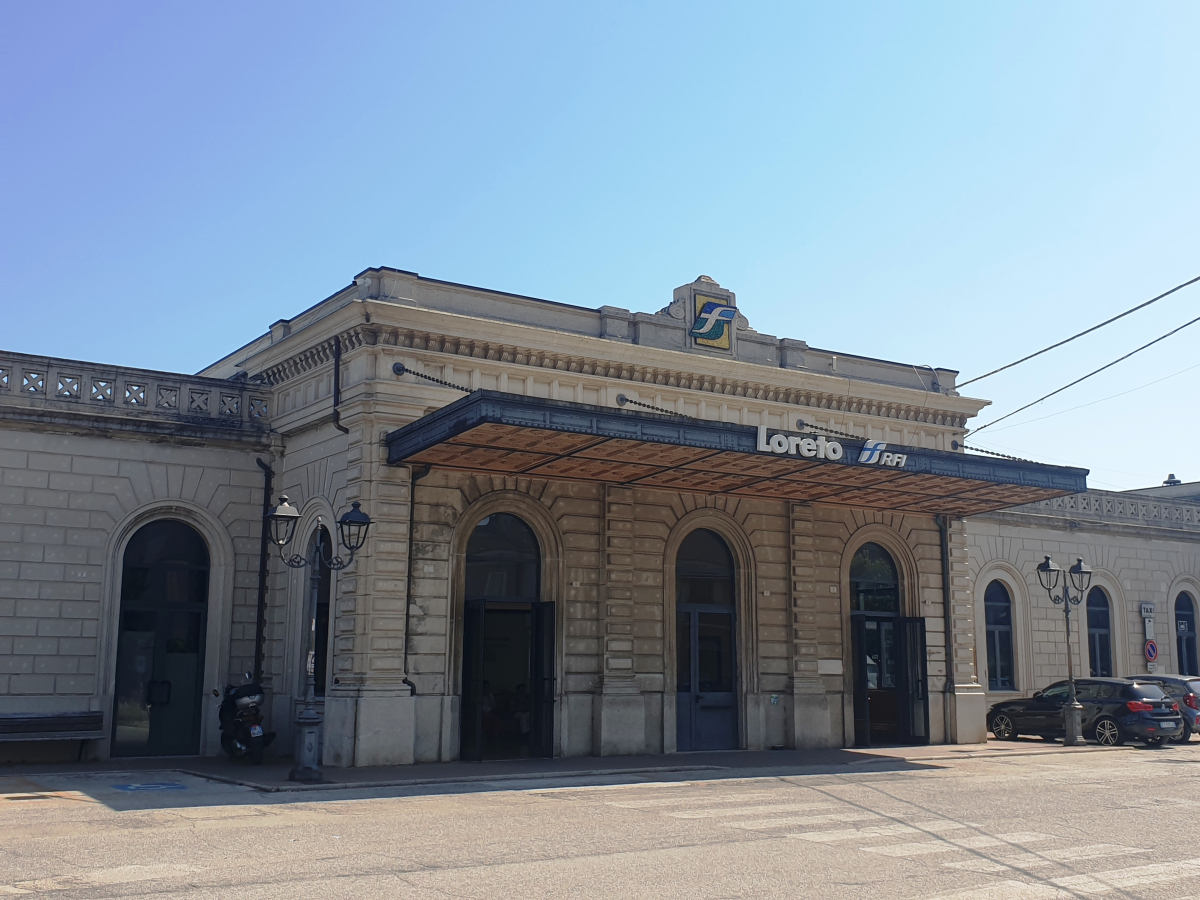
[729,810,882,830]
[0,865,195,896]
[1051,857,1200,892]
[668,802,836,819]
[865,832,1050,857]
[792,820,976,842]
[924,856,1200,899]
[608,791,783,809]
[943,844,1149,873]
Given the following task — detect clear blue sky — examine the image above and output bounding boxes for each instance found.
[3,3,1198,490]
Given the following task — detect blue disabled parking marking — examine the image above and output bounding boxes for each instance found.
[110,782,188,792]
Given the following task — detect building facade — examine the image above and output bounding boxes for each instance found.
[0,270,1100,764]
[968,485,1200,710]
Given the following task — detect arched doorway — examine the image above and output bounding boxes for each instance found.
[460,513,554,761]
[1177,593,1198,677]
[112,520,209,756]
[849,542,928,747]
[675,529,738,752]
[1087,588,1113,677]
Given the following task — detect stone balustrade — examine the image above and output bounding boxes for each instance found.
[1016,490,1200,532]
[0,351,271,433]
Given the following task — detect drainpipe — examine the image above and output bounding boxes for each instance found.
[253,458,274,684]
[937,514,955,742]
[401,463,431,695]
[331,335,350,435]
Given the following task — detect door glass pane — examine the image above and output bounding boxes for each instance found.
[113,611,155,751]
[697,613,733,692]
[481,606,532,760]
[676,612,691,692]
[879,620,896,688]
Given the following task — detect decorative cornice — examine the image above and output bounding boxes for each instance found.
[260,324,971,429]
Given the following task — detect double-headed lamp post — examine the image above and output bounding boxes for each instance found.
[1035,555,1093,747]
[265,495,372,782]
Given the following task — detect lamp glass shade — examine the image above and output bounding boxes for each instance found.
[1036,555,1061,592]
[337,501,372,553]
[1068,557,1093,594]
[266,495,301,547]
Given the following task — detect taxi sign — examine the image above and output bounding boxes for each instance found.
[1145,639,1159,662]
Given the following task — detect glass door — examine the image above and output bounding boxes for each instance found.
[460,599,554,761]
[676,608,737,751]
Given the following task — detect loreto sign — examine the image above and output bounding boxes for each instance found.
[756,426,843,460]
[755,429,908,468]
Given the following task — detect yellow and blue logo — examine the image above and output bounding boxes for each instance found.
[690,295,737,350]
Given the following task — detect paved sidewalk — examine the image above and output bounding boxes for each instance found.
[0,738,1124,793]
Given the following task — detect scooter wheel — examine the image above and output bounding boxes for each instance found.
[250,742,264,765]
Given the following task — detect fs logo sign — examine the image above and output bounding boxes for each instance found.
[858,440,908,468]
[690,295,737,350]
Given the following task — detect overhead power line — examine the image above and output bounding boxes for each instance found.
[958,274,1200,388]
[968,311,1200,435]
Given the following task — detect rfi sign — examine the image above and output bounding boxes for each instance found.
[1145,640,1159,663]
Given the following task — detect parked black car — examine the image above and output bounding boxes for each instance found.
[987,678,1184,746]
[1129,674,1200,743]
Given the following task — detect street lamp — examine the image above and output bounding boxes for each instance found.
[265,495,372,782]
[1036,555,1093,747]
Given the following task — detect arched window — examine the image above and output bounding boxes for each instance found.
[850,542,899,614]
[1177,593,1198,677]
[984,580,1015,691]
[1087,588,1113,678]
[465,513,540,600]
[676,528,735,604]
[113,520,210,757]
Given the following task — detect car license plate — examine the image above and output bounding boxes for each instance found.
[250,725,263,737]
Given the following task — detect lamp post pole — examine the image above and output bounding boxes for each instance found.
[265,496,372,783]
[1036,555,1093,748]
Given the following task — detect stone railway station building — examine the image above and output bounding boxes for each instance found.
[1,269,1197,765]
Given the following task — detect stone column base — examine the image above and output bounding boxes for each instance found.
[944,682,988,744]
[323,692,417,767]
[793,678,842,749]
[595,678,646,756]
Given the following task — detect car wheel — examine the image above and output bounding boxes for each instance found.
[1170,722,1193,744]
[1094,716,1123,746]
[1144,736,1166,748]
[989,714,1018,741]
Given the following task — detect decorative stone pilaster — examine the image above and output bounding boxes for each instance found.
[323,413,416,767]
[791,503,838,747]
[945,517,986,742]
[595,484,646,754]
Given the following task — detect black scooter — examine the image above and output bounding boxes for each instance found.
[214,674,276,764]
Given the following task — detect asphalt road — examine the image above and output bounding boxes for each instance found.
[4,745,1200,899]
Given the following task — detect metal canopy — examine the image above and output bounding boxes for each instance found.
[384,391,1087,516]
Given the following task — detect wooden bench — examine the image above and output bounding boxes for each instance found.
[0,712,105,760]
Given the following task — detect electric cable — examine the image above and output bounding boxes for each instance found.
[958,274,1200,388]
[969,311,1200,435]
[980,359,1200,434]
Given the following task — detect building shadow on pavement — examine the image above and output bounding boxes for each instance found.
[0,747,951,812]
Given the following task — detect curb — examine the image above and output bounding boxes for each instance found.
[175,764,731,793]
